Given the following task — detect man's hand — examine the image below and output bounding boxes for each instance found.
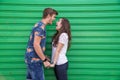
[43,61,50,68]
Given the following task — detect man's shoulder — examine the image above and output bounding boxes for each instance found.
[34,21,41,28]
[32,22,41,28]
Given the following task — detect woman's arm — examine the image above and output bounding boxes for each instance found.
[50,42,64,67]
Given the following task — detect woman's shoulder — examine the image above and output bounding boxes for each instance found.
[60,33,68,38]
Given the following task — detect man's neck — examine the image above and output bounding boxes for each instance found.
[41,19,48,30]
[41,19,48,26]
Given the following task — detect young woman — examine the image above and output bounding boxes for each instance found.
[50,18,71,80]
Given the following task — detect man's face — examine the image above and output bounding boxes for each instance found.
[48,14,56,24]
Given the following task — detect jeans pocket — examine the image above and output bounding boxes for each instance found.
[31,60,43,66]
[30,60,43,71]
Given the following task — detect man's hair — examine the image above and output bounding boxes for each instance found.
[42,8,58,18]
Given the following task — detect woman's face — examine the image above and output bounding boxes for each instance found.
[56,19,62,31]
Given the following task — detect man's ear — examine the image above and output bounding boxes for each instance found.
[46,14,51,18]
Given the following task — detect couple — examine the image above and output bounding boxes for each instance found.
[25,8,71,80]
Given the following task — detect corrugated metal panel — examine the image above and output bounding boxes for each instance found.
[0,0,120,80]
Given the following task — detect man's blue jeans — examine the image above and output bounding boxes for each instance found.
[26,60,45,80]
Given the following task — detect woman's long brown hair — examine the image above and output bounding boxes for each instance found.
[52,18,71,49]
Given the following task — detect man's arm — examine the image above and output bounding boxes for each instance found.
[33,32,50,67]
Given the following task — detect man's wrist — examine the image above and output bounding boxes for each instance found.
[42,58,47,62]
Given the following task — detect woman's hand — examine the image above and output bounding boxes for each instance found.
[50,63,55,67]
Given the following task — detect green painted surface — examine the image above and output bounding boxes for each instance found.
[0,0,120,80]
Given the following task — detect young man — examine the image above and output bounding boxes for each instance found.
[25,8,58,80]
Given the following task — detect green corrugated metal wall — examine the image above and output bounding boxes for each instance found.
[0,0,120,80]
